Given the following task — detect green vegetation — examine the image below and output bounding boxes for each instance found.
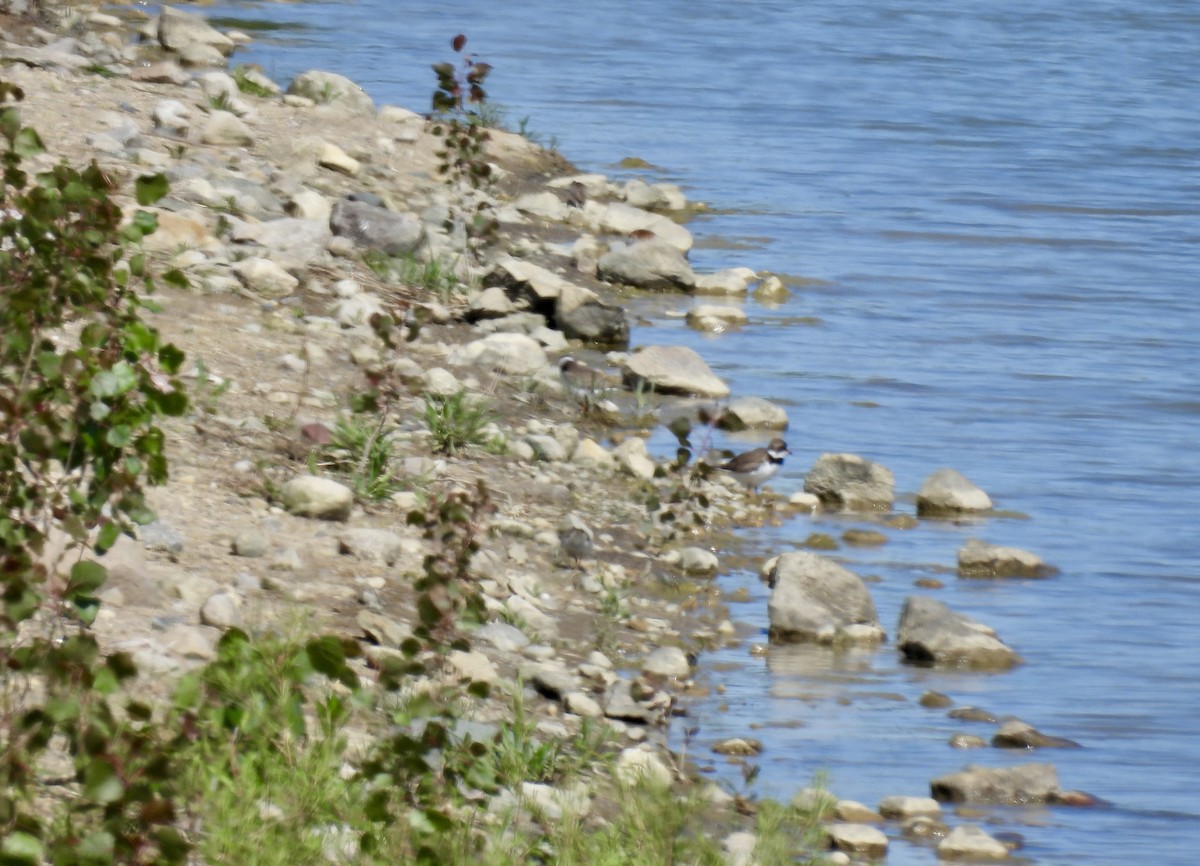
[231,64,276,98]
[0,64,832,866]
[430,34,498,260]
[315,413,403,502]
[362,249,462,300]
[423,389,496,455]
[1,78,190,863]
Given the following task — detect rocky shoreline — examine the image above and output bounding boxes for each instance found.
[2,4,1098,863]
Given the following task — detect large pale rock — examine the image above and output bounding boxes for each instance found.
[615,746,673,787]
[622,345,729,398]
[238,217,332,270]
[916,468,993,516]
[641,646,691,678]
[337,528,406,565]
[937,824,1009,860]
[957,539,1056,578]
[157,6,234,64]
[804,453,895,511]
[587,201,693,252]
[896,596,1021,670]
[767,552,884,644]
[556,282,629,346]
[449,333,547,375]
[514,190,571,222]
[685,303,748,331]
[279,476,354,521]
[825,823,888,858]
[488,256,571,309]
[329,199,422,255]
[597,239,695,291]
[930,763,1061,805]
[692,267,757,296]
[622,178,686,211]
[878,796,941,819]
[612,437,656,480]
[717,396,788,431]
[231,257,298,299]
[287,70,375,114]
[200,111,253,146]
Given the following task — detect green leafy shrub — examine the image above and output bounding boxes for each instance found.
[0,79,191,862]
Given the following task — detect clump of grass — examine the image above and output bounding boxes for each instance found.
[362,250,463,300]
[231,64,276,98]
[316,414,402,501]
[423,390,494,455]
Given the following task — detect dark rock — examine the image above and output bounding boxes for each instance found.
[897,596,1021,670]
[931,763,1061,805]
[329,199,422,256]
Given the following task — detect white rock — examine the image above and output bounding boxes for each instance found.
[279,476,354,521]
[612,437,656,480]
[448,333,548,375]
[679,546,719,576]
[938,824,1009,860]
[318,142,360,175]
[199,590,242,629]
[615,746,673,787]
[200,110,253,146]
[693,267,757,296]
[825,823,888,858]
[232,257,298,299]
[642,646,691,678]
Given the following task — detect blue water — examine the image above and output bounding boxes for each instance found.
[204,1,1200,862]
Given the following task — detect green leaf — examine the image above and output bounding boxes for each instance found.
[306,636,360,689]
[132,209,158,236]
[13,126,44,159]
[73,595,101,625]
[77,830,115,864]
[95,521,121,554]
[83,760,124,805]
[105,425,132,448]
[135,172,169,206]
[0,831,44,864]
[89,362,137,398]
[161,268,189,290]
[158,343,185,373]
[68,560,107,594]
[152,389,188,417]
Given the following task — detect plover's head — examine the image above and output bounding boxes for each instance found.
[766,438,791,459]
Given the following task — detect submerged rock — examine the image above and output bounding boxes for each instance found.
[622,344,729,398]
[896,596,1021,669]
[916,467,993,516]
[597,239,695,291]
[766,552,884,645]
[957,538,1057,578]
[930,763,1060,805]
[804,453,895,511]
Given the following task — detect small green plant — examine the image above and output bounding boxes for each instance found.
[362,250,463,300]
[423,390,493,455]
[430,34,498,261]
[231,64,275,98]
[191,357,231,416]
[316,413,401,501]
[317,80,341,105]
[83,63,117,79]
[207,91,235,112]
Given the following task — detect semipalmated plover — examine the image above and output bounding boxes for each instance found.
[558,356,617,405]
[717,438,791,495]
[557,513,594,566]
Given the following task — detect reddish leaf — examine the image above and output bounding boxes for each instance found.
[452,34,467,52]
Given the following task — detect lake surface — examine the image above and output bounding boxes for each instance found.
[203,1,1200,862]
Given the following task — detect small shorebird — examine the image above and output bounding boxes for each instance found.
[558,356,617,406]
[717,438,791,495]
[557,513,594,567]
